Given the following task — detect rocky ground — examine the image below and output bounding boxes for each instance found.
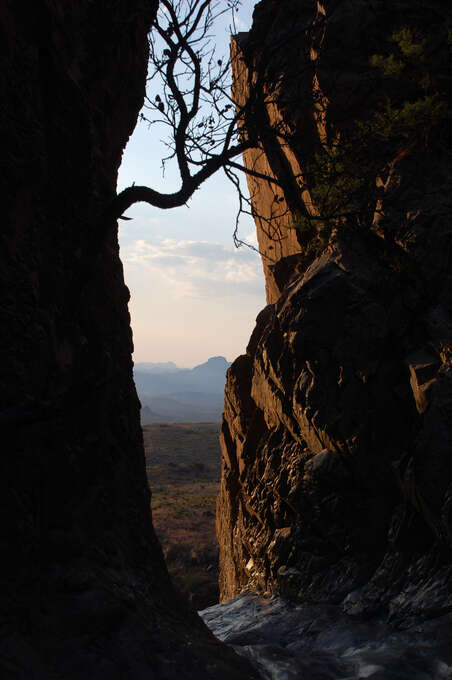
[143,422,221,610]
[201,593,452,680]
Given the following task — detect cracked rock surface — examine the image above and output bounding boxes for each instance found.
[218,0,452,634]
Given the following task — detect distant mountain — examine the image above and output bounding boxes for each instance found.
[134,361,180,374]
[134,356,230,396]
[134,356,231,422]
[140,405,161,422]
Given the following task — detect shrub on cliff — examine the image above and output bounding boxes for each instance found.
[293,24,452,243]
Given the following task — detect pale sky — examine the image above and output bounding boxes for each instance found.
[118,1,263,368]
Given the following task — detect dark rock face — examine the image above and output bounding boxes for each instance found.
[0,3,255,677]
[218,0,452,625]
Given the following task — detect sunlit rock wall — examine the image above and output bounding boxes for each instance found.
[218,0,452,621]
[0,2,255,677]
[231,34,304,304]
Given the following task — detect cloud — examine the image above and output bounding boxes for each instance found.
[121,238,264,298]
[118,215,165,246]
[242,230,259,248]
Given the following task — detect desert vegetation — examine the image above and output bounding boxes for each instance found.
[142,422,221,609]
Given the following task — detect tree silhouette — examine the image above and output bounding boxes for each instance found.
[112,1,452,263]
[113,0,281,223]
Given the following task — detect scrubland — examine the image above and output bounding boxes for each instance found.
[142,422,221,609]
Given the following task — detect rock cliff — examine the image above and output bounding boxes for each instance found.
[0,3,255,677]
[218,0,452,625]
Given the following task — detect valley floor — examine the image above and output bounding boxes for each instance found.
[143,422,221,609]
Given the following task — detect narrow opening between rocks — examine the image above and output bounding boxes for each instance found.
[117,106,265,610]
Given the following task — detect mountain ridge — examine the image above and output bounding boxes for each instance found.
[134,356,230,422]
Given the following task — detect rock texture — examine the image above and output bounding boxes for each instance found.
[218,0,452,628]
[202,593,452,680]
[0,3,255,677]
[231,34,304,304]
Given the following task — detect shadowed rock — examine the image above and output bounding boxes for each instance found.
[218,0,452,634]
[0,2,257,676]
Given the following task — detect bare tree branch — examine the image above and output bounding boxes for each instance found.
[114,139,248,215]
[112,0,255,220]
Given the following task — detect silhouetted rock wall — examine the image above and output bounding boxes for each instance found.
[0,3,256,677]
[218,0,452,624]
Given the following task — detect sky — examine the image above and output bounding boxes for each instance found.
[117,0,263,368]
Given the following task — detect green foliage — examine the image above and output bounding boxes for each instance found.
[391,27,426,61]
[371,95,448,144]
[292,22,452,243]
[370,52,404,78]
[290,210,314,233]
[369,26,452,146]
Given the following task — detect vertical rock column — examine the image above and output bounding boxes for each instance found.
[0,2,256,677]
[230,34,304,304]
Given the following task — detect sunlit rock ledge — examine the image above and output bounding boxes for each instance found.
[200,593,452,680]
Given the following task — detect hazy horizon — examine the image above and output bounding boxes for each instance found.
[134,355,230,371]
